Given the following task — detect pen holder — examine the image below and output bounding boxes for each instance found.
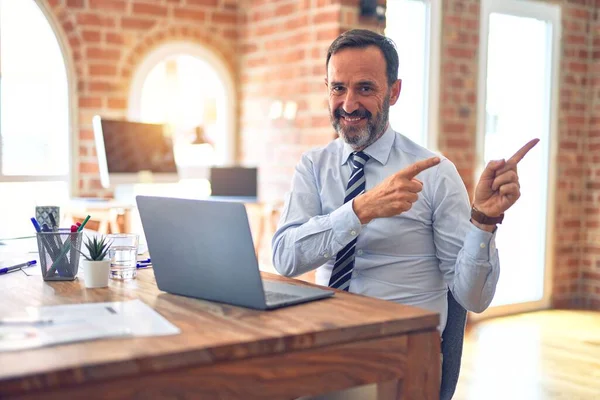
[36,229,83,281]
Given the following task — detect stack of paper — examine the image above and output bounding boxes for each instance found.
[0,299,180,352]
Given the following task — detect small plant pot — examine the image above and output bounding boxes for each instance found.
[82,260,110,288]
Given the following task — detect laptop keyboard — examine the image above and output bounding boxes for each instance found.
[265,290,301,304]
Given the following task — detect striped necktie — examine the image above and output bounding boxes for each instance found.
[328,151,370,291]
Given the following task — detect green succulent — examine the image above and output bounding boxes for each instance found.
[82,235,112,261]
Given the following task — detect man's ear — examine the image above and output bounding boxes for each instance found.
[389,79,402,106]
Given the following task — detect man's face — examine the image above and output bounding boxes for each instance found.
[326,46,401,150]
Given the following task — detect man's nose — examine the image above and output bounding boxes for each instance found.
[342,91,359,114]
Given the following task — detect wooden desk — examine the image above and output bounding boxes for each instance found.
[0,270,440,399]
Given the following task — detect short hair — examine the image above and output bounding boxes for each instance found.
[326,29,399,86]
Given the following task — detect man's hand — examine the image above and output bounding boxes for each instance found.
[473,138,540,229]
[353,156,441,224]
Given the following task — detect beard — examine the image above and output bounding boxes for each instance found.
[330,95,390,150]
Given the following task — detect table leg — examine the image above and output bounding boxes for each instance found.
[399,330,440,399]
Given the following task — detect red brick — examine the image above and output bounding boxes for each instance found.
[121,17,156,29]
[80,162,100,173]
[89,64,118,76]
[108,97,128,109]
[76,13,116,27]
[88,81,116,92]
[79,96,102,108]
[86,47,121,61]
[88,0,127,11]
[81,30,101,42]
[106,33,125,45]
[80,129,94,141]
[173,8,206,21]
[186,0,218,6]
[132,2,168,16]
[212,11,237,24]
[275,3,296,17]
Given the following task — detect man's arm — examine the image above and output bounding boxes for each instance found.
[271,155,363,277]
[431,160,500,313]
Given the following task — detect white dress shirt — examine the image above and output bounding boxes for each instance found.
[272,126,500,332]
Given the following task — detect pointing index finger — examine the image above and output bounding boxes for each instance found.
[508,138,540,164]
[398,156,441,179]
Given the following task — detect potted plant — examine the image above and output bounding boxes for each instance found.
[80,235,112,288]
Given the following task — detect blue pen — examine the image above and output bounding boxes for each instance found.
[136,261,152,269]
[138,258,151,263]
[0,260,37,275]
[30,218,41,233]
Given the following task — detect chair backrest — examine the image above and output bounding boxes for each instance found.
[440,290,467,400]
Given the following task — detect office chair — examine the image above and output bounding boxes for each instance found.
[440,290,467,400]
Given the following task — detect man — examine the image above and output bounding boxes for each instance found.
[271,29,538,333]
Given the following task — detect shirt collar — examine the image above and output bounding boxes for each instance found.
[341,124,395,166]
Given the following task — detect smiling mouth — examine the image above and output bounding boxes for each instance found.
[341,116,366,124]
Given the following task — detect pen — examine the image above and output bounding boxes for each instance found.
[47,215,91,276]
[0,260,37,275]
[48,213,57,230]
[136,258,152,269]
[30,218,41,233]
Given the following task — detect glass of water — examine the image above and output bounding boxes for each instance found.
[107,233,139,280]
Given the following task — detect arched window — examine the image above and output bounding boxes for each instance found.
[129,43,235,177]
[0,0,70,238]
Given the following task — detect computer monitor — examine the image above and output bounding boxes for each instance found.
[209,167,258,198]
[93,116,179,189]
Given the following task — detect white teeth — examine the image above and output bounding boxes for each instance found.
[344,117,362,122]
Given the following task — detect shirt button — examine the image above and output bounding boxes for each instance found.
[323,253,330,259]
[357,249,364,256]
[350,230,357,236]
[480,243,486,249]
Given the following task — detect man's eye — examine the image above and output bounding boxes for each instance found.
[360,86,372,93]
[331,86,344,93]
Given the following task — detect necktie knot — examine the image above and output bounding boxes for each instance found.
[351,151,370,170]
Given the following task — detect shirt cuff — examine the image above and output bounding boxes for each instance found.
[329,199,363,246]
[463,223,497,261]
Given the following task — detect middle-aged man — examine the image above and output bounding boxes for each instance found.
[271,29,539,334]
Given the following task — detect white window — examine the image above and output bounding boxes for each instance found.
[128,43,236,173]
[0,0,70,238]
[385,0,441,149]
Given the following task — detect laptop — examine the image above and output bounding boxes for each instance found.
[136,195,334,310]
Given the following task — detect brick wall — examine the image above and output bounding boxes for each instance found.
[581,2,600,309]
[438,0,480,195]
[552,0,594,308]
[42,0,239,197]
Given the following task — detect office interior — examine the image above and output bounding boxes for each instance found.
[0,0,598,399]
